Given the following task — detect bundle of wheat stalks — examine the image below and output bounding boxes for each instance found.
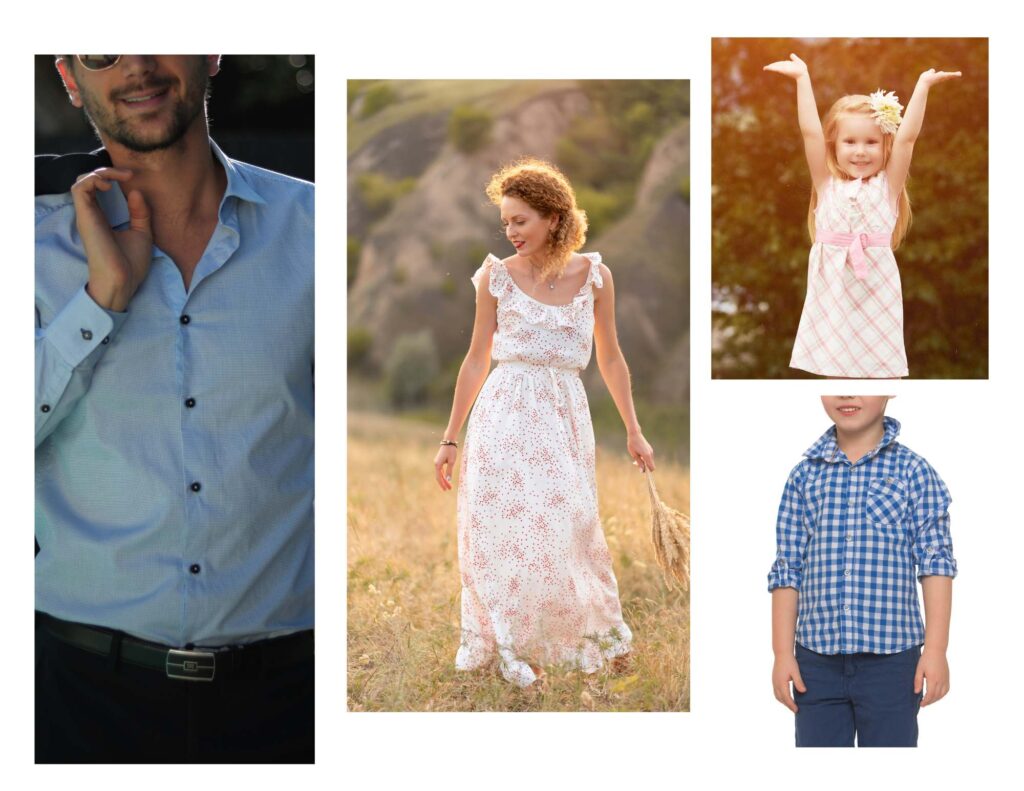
[645,472,690,592]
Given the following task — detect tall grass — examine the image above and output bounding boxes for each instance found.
[348,411,690,711]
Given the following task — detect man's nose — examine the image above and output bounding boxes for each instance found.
[117,56,158,80]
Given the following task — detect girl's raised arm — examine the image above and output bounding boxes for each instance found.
[886,69,962,207]
[764,54,829,192]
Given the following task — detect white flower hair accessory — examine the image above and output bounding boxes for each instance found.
[869,89,904,134]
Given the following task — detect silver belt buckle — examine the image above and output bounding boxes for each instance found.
[166,648,216,681]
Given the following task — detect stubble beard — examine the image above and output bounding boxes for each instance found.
[79,60,211,153]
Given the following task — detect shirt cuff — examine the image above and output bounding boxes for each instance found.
[917,553,958,579]
[767,562,802,592]
[45,286,128,369]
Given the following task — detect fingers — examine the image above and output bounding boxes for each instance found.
[72,167,134,195]
[773,681,799,713]
[126,189,152,236]
[919,674,949,707]
[914,660,924,695]
[792,668,806,694]
[434,452,456,491]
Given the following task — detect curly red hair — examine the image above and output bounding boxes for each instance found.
[485,157,588,278]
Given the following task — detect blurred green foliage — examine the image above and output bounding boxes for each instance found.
[448,105,493,153]
[712,38,988,378]
[386,331,440,407]
[558,81,691,234]
[355,172,417,221]
[361,83,397,118]
[348,237,362,287]
[348,327,374,369]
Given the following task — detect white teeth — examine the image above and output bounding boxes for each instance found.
[125,94,157,103]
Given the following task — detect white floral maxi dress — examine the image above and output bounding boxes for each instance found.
[790,171,909,378]
[455,253,632,687]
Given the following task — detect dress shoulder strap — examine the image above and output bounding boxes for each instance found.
[581,252,604,290]
[470,254,512,298]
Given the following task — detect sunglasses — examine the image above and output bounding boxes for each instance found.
[74,55,122,72]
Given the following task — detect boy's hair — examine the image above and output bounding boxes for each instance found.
[807,95,913,249]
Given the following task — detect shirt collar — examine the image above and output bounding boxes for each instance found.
[96,138,266,227]
[804,416,901,464]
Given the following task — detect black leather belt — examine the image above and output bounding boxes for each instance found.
[37,612,313,682]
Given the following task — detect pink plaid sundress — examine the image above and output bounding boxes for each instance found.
[790,171,909,378]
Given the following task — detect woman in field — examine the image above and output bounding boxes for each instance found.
[433,158,655,687]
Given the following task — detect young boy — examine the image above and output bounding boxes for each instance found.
[768,397,956,747]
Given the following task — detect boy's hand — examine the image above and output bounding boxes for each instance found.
[915,649,950,706]
[772,653,806,713]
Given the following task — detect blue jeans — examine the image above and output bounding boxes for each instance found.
[794,643,923,747]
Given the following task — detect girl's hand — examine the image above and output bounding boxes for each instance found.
[434,444,458,491]
[918,68,962,88]
[627,431,655,473]
[763,53,809,81]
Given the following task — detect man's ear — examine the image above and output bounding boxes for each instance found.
[55,57,83,109]
[207,56,221,77]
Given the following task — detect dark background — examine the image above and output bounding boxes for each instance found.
[712,38,988,379]
[35,55,314,182]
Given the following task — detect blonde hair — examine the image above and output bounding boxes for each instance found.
[485,157,588,279]
[808,95,912,249]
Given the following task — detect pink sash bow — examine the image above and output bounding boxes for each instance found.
[815,229,891,280]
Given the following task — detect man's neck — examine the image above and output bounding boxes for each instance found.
[102,121,225,227]
[835,419,886,465]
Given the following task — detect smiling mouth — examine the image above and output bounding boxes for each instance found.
[837,406,861,415]
[119,87,170,107]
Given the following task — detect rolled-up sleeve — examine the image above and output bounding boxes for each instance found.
[768,464,811,591]
[908,458,957,578]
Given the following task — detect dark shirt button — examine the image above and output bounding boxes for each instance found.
[185,398,196,409]
[180,315,191,325]
[190,481,202,493]
[189,564,201,575]
[41,404,51,413]
[80,328,93,340]
[101,336,110,345]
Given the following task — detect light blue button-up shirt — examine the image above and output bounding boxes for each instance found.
[35,141,314,647]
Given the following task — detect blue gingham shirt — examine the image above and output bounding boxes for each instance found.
[35,141,314,647]
[767,417,956,655]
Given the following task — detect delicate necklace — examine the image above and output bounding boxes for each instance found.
[530,263,559,290]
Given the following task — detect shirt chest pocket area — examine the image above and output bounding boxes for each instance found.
[864,477,910,541]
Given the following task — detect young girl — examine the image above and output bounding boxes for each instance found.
[432,157,655,687]
[764,53,960,378]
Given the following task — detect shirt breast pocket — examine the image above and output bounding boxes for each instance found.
[865,477,909,541]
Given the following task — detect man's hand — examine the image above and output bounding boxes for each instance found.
[772,652,806,713]
[915,648,950,707]
[71,167,153,312]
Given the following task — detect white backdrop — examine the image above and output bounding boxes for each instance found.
[7,0,1020,787]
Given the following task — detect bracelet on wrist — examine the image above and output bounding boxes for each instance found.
[440,439,458,448]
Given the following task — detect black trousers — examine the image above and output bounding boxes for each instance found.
[35,619,314,763]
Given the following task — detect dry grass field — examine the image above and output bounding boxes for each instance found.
[347,411,690,711]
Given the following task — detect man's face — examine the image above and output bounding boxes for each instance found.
[58,56,219,153]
